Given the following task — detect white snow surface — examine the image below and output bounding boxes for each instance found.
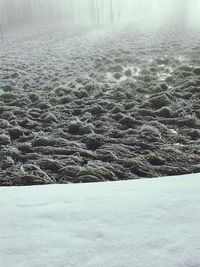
[0,173,200,267]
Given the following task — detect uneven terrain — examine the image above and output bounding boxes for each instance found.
[0,25,200,185]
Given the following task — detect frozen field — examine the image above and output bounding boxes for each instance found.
[0,25,200,185]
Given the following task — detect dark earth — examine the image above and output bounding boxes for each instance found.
[0,25,200,186]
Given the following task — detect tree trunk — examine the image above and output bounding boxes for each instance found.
[109,0,114,23]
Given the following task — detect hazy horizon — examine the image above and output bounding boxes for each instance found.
[1,0,200,35]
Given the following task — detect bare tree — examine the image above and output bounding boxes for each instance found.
[95,0,100,26]
[109,0,114,23]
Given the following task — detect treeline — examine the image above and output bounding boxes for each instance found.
[0,0,125,34]
[0,0,195,36]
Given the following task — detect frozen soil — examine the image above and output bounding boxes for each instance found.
[0,25,200,186]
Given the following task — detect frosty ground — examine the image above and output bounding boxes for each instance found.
[0,24,200,185]
[0,172,200,267]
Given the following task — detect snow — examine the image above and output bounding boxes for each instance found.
[0,173,200,267]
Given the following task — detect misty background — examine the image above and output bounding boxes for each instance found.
[0,0,200,36]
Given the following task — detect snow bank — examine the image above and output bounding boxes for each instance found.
[0,173,200,267]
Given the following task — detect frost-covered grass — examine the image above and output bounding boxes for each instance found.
[0,173,200,267]
[0,25,200,185]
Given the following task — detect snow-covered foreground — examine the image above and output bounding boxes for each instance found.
[0,173,200,267]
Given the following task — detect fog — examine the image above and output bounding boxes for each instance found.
[1,0,200,36]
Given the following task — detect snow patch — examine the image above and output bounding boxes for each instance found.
[0,173,200,267]
[106,65,141,83]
